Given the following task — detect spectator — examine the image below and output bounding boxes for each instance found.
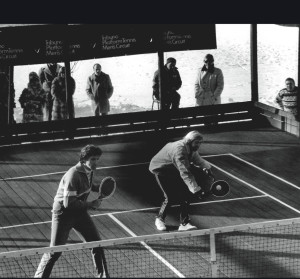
[152,57,182,110]
[19,72,46,123]
[195,54,224,106]
[39,63,62,121]
[86,63,114,116]
[51,67,76,120]
[275,77,298,115]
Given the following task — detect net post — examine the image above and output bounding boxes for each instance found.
[210,230,218,278]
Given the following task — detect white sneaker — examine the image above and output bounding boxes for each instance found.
[178,223,197,231]
[155,218,167,231]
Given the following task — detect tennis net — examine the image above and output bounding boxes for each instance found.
[1,217,300,278]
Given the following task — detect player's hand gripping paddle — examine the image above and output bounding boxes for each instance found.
[204,169,230,197]
[98,177,116,200]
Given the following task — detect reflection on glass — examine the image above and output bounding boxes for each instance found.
[258,24,298,110]
[70,53,158,117]
[13,25,252,121]
[164,24,251,108]
[14,62,64,123]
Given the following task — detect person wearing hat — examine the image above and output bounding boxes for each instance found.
[195,54,224,106]
[149,130,213,231]
[152,57,182,109]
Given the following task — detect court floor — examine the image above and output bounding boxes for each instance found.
[0,125,300,277]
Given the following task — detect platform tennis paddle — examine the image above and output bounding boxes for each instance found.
[210,179,230,197]
[98,177,116,200]
[206,171,230,197]
[203,169,230,197]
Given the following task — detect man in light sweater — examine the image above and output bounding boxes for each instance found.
[34,145,108,278]
[149,131,213,231]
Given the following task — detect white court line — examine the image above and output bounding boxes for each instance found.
[108,213,185,278]
[0,162,150,181]
[0,195,266,230]
[208,162,300,214]
[0,153,231,181]
[229,153,300,190]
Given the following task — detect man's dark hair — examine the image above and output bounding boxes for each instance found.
[79,145,102,162]
[205,54,214,63]
[285,77,295,84]
[93,63,101,69]
[166,57,176,64]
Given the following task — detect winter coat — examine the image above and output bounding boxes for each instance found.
[152,65,182,100]
[19,80,47,123]
[86,72,114,113]
[195,66,224,106]
[51,76,76,120]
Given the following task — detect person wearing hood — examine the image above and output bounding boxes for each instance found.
[149,130,213,232]
[51,66,76,120]
[152,57,182,109]
[195,54,224,106]
[19,72,47,123]
[86,63,114,116]
[39,63,62,121]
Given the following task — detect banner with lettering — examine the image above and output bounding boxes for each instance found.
[154,24,217,52]
[0,24,216,65]
[90,24,155,58]
[0,24,67,65]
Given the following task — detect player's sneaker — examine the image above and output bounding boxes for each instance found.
[178,223,197,231]
[155,218,167,231]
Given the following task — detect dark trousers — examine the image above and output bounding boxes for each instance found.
[34,209,108,278]
[162,91,181,110]
[154,165,209,225]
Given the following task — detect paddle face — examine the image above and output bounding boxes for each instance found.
[98,177,116,200]
[210,180,230,197]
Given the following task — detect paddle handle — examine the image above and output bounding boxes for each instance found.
[203,168,215,181]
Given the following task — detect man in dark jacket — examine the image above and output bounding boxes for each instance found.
[86,64,114,116]
[152,57,182,110]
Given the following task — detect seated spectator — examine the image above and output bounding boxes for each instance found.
[51,67,76,120]
[275,78,298,115]
[152,57,182,109]
[19,72,47,123]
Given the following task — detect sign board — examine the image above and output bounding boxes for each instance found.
[0,24,216,65]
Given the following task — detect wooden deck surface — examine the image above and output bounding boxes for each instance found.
[0,124,300,277]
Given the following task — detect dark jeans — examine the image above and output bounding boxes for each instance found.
[164,91,181,110]
[34,208,108,278]
[154,165,207,225]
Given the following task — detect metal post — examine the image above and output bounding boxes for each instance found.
[250,24,258,103]
[297,26,300,134]
[210,230,218,277]
[8,65,14,125]
[157,50,164,110]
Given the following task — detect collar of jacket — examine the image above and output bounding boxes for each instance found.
[75,161,88,174]
[202,65,215,73]
[183,138,192,155]
[164,65,178,71]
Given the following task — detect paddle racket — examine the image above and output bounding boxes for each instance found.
[204,169,230,197]
[98,176,116,200]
